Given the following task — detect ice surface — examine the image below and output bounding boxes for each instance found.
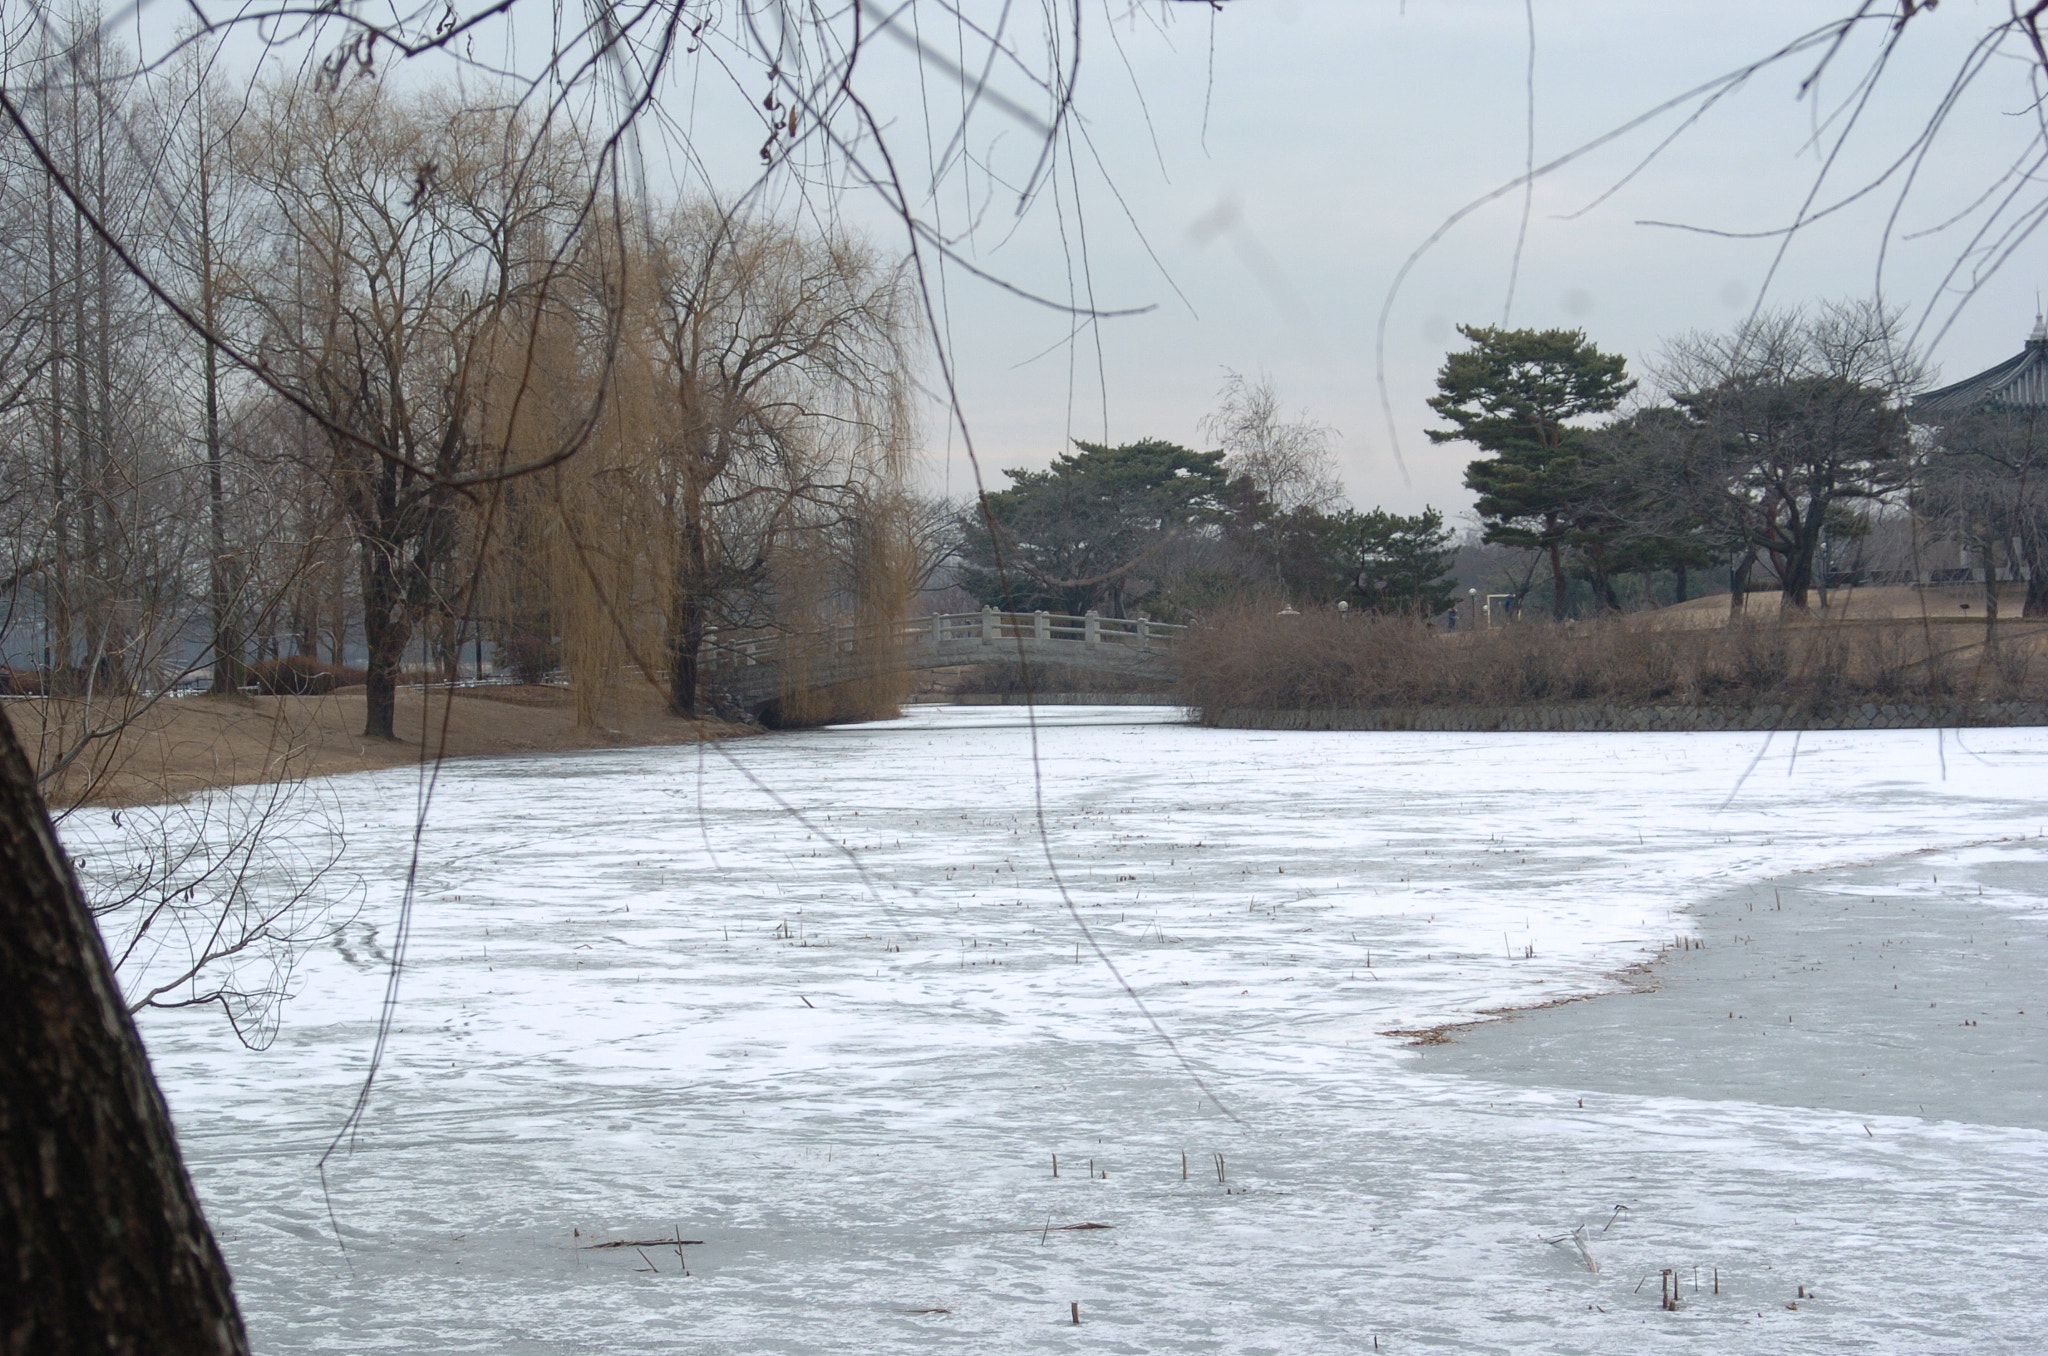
[1425,849,2048,1129]
[91,707,2048,1352]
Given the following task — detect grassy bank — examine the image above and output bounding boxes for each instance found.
[1178,603,2048,717]
[7,682,743,809]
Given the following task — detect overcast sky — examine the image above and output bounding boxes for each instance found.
[127,2,2048,519]
[864,2,2048,520]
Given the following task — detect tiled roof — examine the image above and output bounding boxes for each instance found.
[1912,323,2048,419]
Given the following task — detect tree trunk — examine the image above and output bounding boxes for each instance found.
[435,612,459,686]
[668,593,705,715]
[332,565,350,666]
[43,164,72,698]
[1546,531,1566,622]
[1780,518,1820,611]
[290,593,317,658]
[1981,527,2001,654]
[1585,547,1619,613]
[669,474,711,715]
[204,351,242,689]
[0,713,250,1355]
[1729,549,1756,619]
[199,119,242,697]
[359,548,408,741]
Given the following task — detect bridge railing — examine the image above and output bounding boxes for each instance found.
[702,608,1186,671]
[916,608,1184,647]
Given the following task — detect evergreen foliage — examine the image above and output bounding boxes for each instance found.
[1428,325,1635,619]
[1323,507,1460,616]
[956,439,1230,616]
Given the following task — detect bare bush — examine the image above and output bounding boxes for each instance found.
[1178,605,2047,715]
[245,655,364,695]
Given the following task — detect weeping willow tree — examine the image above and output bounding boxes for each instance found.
[779,477,921,726]
[645,201,916,720]
[517,201,918,726]
[537,262,665,730]
[233,79,603,739]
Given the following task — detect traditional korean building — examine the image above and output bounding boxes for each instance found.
[1907,321,2048,588]
[1912,318,2048,420]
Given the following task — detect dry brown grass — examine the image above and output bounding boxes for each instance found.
[1641,583,2033,630]
[1177,603,2048,715]
[9,683,746,809]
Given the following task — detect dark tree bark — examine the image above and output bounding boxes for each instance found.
[666,479,711,715]
[1979,526,2002,653]
[2025,535,2048,617]
[667,594,706,715]
[357,545,412,741]
[0,714,249,1354]
[347,463,445,742]
[197,114,242,698]
[1545,533,1567,621]
[1728,548,1757,619]
[1777,511,1823,611]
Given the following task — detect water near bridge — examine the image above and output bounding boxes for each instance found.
[108,707,2048,1353]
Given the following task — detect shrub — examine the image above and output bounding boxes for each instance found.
[246,655,366,695]
[499,635,560,686]
[1175,602,2048,713]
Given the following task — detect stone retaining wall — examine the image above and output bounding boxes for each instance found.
[1199,700,2048,733]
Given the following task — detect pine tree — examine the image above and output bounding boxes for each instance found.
[1428,325,1634,620]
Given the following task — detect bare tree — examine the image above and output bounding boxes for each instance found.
[1918,408,2048,634]
[1202,370,1344,514]
[1579,405,1751,615]
[145,35,255,694]
[0,14,243,795]
[1656,301,1923,610]
[643,202,915,714]
[233,78,600,739]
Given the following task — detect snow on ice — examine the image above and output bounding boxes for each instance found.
[90,706,2048,1353]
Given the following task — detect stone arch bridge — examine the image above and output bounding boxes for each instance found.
[703,608,1184,720]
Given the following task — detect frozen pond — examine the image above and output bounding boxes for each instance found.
[110,706,2048,1353]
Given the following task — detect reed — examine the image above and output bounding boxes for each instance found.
[1177,602,2048,715]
